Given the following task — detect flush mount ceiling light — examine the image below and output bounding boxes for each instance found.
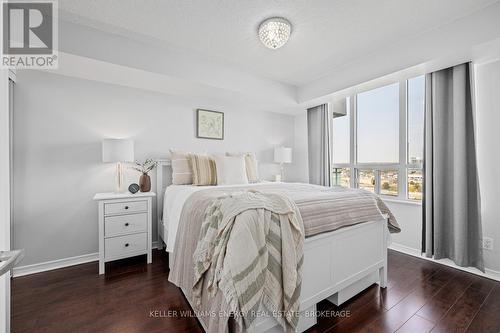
[258,17,292,50]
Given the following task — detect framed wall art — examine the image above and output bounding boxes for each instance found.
[196,109,224,140]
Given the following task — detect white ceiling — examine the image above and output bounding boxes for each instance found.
[59,0,500,87]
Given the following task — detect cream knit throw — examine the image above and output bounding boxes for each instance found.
[193,190,304,332]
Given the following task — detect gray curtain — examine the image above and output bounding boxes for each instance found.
[307,104,331,186]
[422,62,484,271]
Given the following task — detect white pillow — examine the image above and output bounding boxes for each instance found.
[169,149,193,185]
[226,152,260,183]
[214,155,248,185]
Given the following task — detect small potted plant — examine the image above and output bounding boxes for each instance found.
[131,159,158,192]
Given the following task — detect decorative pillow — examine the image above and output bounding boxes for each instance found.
[214,155,249,185]
[189,153,217,186]
[227,152,260,183]
[169,149,193,185]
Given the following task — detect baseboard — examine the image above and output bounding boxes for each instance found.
[13,252,99,277]
[389,243,500,282]
[13,241,161,278]
[389,243,422,257]
[18,241,498,281]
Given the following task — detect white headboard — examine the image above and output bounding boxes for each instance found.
[156,159,171,244]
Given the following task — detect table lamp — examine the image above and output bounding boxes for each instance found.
[274,146,292,182]
[102,139,134,193]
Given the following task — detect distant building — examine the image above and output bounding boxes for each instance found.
[410,156,423,164]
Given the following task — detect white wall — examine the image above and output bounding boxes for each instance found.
[13,70,295,266]
[386,202,422,251]
[475,59,500,272]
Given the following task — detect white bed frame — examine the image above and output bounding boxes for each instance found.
[155,160,388,332]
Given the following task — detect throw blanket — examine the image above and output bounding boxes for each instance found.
[193,191,304,333]
[168,183,400,333]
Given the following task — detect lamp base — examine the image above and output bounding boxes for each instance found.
[115,162,126,193]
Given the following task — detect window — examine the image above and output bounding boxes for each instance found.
[380,170,398,197]
[408,169,423,200]
[358,169,375,192]
[332,168,350,187]
[407,76,425,200]
[407,76,425,165]
[357,83,399,163]
[330,76,425,201]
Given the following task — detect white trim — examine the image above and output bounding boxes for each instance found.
[485,268,500,281]
[13,253,99,277]
[382,198,422,206]
[1,68,11,333]
[13,241,160,278]
[398,80,408,199]
[389,243,421,256]
[389,243,500,282]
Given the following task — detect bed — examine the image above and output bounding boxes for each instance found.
[155,159,399,332]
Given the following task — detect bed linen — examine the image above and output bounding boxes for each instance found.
[193,191,304,332]
[163,183,273,252]
[167,183,399,332]
[162,182,399,252]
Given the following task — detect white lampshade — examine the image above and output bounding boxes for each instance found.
[102,139,134,163]
[274,147,292,164]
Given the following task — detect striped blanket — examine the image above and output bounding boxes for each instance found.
[168,183,399,332]
[192,190,305,333]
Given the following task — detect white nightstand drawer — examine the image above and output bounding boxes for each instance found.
[105,213,147,237]
[95,192,156,274]
[105,233,147,259]
[104,200,147,215]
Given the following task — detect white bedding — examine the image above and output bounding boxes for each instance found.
[162,181,397,252]
[162,182,272,252]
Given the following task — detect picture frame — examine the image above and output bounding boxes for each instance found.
[196,109,224,140]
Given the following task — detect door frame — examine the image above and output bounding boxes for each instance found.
[0,69,13,333]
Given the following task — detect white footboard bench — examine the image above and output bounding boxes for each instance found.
[257,218,387,332]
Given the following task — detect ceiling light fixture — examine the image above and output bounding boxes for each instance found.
[258,17,292,50]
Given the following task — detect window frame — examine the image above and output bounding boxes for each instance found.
[330,78,424,202]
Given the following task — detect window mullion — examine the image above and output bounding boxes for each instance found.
[350,94,357,188]
[398,80,408,200]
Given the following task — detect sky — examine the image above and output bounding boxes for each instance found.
[332,75,424,164]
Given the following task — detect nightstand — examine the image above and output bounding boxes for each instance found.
[93,192,156,275]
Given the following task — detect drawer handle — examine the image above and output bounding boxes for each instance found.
[125,223,130,227]
[124,206,129,210]
[125,243,129,247]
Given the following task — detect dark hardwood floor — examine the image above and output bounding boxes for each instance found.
[11,249,500,333]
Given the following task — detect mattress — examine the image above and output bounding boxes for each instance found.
[161,182,399,252]
[162,182,272,252]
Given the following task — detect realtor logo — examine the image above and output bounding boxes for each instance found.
[1,0,58,68]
